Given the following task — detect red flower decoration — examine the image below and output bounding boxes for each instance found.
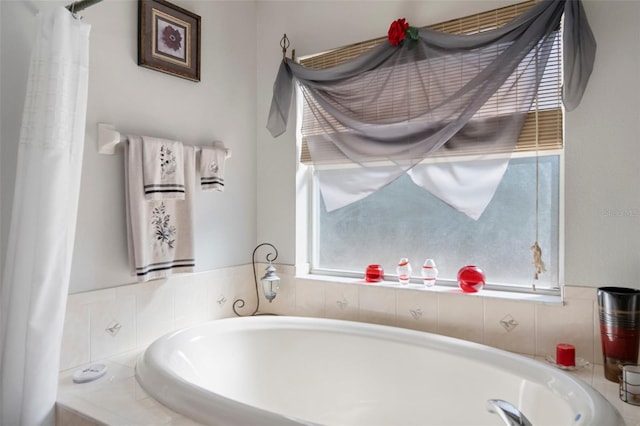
[388,18,409,46]
[162,25,182,51]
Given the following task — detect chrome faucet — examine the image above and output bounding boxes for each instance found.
[487,399,533,426]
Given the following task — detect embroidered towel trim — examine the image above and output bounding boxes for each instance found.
[125,139,196,282]
[140,136,185,200]
[200,142,227,192]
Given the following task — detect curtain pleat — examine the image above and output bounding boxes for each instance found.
[267,0,595,217]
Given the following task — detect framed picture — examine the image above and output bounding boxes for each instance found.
[138,0,201,82]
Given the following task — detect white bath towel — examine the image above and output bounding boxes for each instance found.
[125,138,196,282]
[141,136,185,200]
[199,142,227,192]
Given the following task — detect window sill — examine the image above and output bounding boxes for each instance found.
[296,273,563,305]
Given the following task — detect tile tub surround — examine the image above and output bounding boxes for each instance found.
[63,267,622,372]
[59,267,640,424]
[60,265,260,372]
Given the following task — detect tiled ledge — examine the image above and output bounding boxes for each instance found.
[296,273,564,304]
[57,347,640,426]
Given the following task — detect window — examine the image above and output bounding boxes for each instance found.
[300,0,563,292]
[313,154,560,290]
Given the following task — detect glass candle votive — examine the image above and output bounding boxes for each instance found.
[365,264,384,282]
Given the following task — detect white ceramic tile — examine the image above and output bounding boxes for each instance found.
[56,397,128,426]
[174,275,211,329]
[67,288,117,307]
[136,281,175,348]
[358,284,396,326]
[483,299,536,356]
[89,295,136,361]
[194,269,230,319]
[61,359,135,383]
[437,292,484,344]
[60,302,91,371]
[592,298,604,365]
[133,394,193,424]
[324,281,359,322]
[166,414,207,425]
[108,349,144,370]
[536,297,594,362]
[563,285,597,301]
[116,279,165,298]
[56,405,103,426]
[74,376,173,424]
[591,371,640,422]
[534,355,595,385]
[395,287,438,333]
[212,265,257,318]
[295,279,326,317]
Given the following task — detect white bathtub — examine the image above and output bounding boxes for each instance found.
[135,316,624,426]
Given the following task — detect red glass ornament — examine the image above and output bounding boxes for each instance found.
[457,265,485,293]
[365,264,384,282]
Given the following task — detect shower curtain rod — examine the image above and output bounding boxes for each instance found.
[65,0,103,13]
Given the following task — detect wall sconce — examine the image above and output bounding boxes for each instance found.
[233,243,280,316]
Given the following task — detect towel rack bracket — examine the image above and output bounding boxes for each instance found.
[97,123,122,155]
[96,122,231,158]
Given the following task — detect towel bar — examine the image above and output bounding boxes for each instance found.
[97,123,232,158]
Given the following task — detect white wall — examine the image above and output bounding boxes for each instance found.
[1,0,258,293]
[2,0,638,294]
[256,0,640,288]
[563,0,640,287]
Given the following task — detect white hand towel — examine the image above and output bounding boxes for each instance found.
[199,142,227,192]
[125,138,195,282]
[141,136,185,200]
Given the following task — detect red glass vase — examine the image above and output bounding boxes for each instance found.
[457,265,485,293]
[365,264,384,282]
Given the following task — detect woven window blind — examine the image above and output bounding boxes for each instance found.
[299,0,562,164]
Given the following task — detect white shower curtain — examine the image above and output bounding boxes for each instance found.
[0,6,90,426]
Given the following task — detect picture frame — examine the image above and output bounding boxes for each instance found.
[138,0,201,82]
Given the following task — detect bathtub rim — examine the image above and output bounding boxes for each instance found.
[135,315,624,426]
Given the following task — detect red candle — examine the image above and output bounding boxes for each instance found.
[556,343,576,367]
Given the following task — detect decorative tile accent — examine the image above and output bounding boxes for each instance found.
[324,282,358,321]
[500,314,519,332]
[484,299,535,356]
[89,295,136,361]
[105,321,122,337]
[336,298,348,309]
[396,289,437,333]
[410,308,423,320]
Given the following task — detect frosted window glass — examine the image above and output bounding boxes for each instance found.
[316,156,559,289]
